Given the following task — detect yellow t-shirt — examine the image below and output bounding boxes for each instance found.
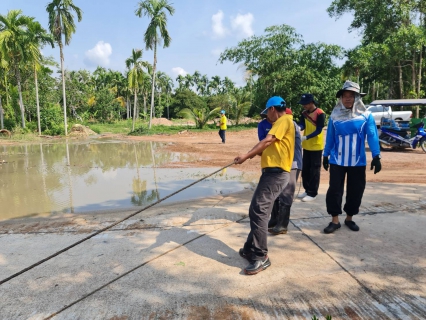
[220,115,227,130]
[261,115,295,172]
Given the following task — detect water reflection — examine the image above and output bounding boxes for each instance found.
[0,140,255,221]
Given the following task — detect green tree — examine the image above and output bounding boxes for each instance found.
[219,24,343,116]
[0,10,36,128]
[46,0,83,135]
[27,21,54,135]
[126,49,149,130]
[135,0,175,129]
[178,106,221,129]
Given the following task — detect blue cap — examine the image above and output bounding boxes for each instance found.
[220,110,225,114]
[261,96,286,115]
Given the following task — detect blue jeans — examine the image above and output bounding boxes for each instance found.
[218,129,226,143]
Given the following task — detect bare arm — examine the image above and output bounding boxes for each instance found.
[234,134,277,164]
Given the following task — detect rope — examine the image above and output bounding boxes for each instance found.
[44,215,247,320]
[0,162,235,286]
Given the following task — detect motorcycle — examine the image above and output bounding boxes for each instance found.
[379,118,426,153]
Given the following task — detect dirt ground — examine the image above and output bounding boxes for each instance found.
[122,128,426,184]
[1,127,425,184]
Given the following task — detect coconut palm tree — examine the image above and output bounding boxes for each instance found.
[27,20,54,135]
[46,0,83,135]
[0,10,35,129]
[135,0,175,129]
[209,75,221,95]
[126,49,149,131]
[178,106,221,129]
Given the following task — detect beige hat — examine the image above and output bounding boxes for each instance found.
[336,80,366,98]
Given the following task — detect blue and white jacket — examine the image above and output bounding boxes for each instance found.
[323,110,380,167]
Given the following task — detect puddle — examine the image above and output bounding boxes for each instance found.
[0,140,256,221]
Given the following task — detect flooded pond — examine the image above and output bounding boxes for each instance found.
[0,140,257,221]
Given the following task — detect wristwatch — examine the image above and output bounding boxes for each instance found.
[374,154,382,159]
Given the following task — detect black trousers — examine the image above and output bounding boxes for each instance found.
[218,129,226,143]
[302,149,322,197]
[243,170,290,261]
[326,164,366,217]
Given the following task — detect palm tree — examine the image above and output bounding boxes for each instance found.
[27,21,54,135]
[231,88,251,125]
[178,106,221,129]
[209,75,221,95]
[0,10,35,129]
[46,0,83,135]
[126,49,149,131]
[135,0,175,129]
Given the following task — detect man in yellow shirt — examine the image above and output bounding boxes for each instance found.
[234,96,294,275]
[218,110,227,143]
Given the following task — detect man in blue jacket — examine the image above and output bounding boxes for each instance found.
[322,81,382,234]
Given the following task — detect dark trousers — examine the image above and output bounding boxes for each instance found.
[302,149,322,197]
[218,129,226,143]
[244,170,290,261]
[326,164,366,217]
[279,169,301,207]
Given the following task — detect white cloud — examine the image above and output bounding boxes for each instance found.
[171,67,187,76]
[211,48,223,57]
[231,13,254,38]
[212,10,228,38]
[84,41,112,67]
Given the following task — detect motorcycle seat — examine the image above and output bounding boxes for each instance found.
[382,127,410,138]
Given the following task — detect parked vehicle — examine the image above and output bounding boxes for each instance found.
[366,105,412,126]
[379,118,426,153]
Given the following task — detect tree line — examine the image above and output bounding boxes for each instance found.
[1,0,425,136]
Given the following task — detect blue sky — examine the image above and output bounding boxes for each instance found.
[1,0,360,86]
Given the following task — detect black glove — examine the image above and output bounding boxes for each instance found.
[370,156,381,174]
[322,156,329,171]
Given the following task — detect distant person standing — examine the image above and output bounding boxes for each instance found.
[218,110,227,143]
[297,94,325,202]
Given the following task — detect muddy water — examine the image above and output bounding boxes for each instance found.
[0,140,256,221]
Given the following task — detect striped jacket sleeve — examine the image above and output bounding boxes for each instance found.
[323,119,335,158]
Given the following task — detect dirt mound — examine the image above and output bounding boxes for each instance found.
[69,124,97,136]
[151,118,173,126]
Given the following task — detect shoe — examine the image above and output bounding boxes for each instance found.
[269,227,287,235]
[244,256,271,275]
[297,192,307,199]
[324,222,341,234]
[345,220,360,231]
[239,248,250,260]
[302,195,317,202]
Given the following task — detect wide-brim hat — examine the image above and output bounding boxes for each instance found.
[336,80,366,98]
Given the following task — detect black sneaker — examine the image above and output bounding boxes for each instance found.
[239,248,250,260]
[324,222,341,234]
[244,256,271,275]
[344,220,359,231]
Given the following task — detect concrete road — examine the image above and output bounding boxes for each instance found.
[0,182,425,319]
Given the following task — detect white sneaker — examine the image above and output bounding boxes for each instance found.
[302,195,317,202]
[297,192,307,199]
